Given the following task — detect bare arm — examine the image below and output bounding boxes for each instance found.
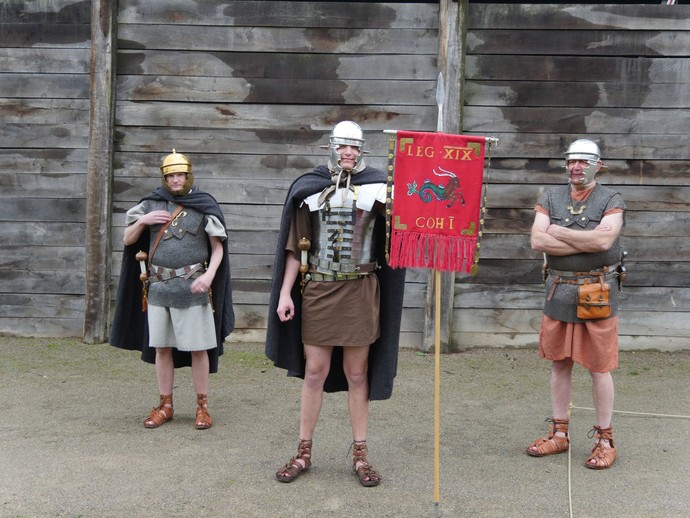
[190,235,223,294]
[276,251,300,322]
[531,211,623,256]
[122,210,172,246]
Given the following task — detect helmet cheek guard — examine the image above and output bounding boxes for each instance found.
[160,149,194,196]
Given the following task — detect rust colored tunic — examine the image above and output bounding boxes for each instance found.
[287,204,380,347]
[538,315,618,372]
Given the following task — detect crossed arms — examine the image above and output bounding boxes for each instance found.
[530,211,623,257]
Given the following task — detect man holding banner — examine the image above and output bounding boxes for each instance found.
[526,139,625,470]
[265,121,406,487]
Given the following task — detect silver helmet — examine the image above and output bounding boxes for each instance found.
[564,139,601,186]
[564,139,600,163]
[328,121,365,173]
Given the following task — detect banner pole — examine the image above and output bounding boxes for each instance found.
[434,267,441,512]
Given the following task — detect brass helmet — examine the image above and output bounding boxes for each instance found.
[160,149,194,196]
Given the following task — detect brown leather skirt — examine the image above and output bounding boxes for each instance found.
[301,274,380,347]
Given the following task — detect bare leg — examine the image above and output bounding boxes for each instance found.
[155,347,174,395]
[191,350,210,395]
[550,359,574,421]
[587,370,615,466]
[526,359,573,455]
[343,345,371,442]
[278,344,332,472]
[299,344,333,441]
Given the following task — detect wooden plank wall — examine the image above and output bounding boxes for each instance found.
[460,3,690,350]
[1,2,688,352]
[0,0,91,336]
[112,1,440,345]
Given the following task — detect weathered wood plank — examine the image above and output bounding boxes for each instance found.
[0,294,83,319]
[115,102,436,129]
[0,24,90,47]
[116,75,436,105]
[119,1,438,29]
[466,55,690,84]
[0,148,88,173]
[469,5,690,31]
[0,270,85,294]
[0,246,84,271]
[464,133,690,161]
[0,76,90,99]
[0,1,90,22]
[0,317,83,338]
[468,30,690,57]
[466,81,690,109]
[0,198,85,223]
[0,172,86,197]
[113,129,432,157]
[3,223,85,246]
[0,99,89,122]
[0,125,88,148]
[118,25,439,54]
[464,107,690,135]
[117,50,439,80]
[0,48,89,73]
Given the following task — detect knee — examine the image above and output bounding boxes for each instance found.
[156,347,173,359]
[304,364,329,387]
[344,367,368,388]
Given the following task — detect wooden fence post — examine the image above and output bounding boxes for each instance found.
[422,0,467,352]
[83,0,118,343]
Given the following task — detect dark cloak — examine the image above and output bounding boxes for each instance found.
[109,186,235,373]
[264,165,406,400]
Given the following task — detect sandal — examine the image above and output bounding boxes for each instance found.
[585,425,617,469]
[526,418,569,457]
[144,394,174,429]
[352,440,381,487]
[276,439,312,483]
[195,393,213,429]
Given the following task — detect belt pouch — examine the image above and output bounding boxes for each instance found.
[576,275,611,320]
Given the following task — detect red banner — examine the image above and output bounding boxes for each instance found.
[389,131,486,273]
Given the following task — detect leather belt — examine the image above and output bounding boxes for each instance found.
[308,272,367,282]
[149,263,204,282]
[548,262,619,280]
[308,255,378,275]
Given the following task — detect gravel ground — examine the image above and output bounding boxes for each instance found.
[1,337,689,518]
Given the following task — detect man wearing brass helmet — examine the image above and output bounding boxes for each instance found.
[110,150,234,430]
[265,121,406,486]
[527,139,626,470]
